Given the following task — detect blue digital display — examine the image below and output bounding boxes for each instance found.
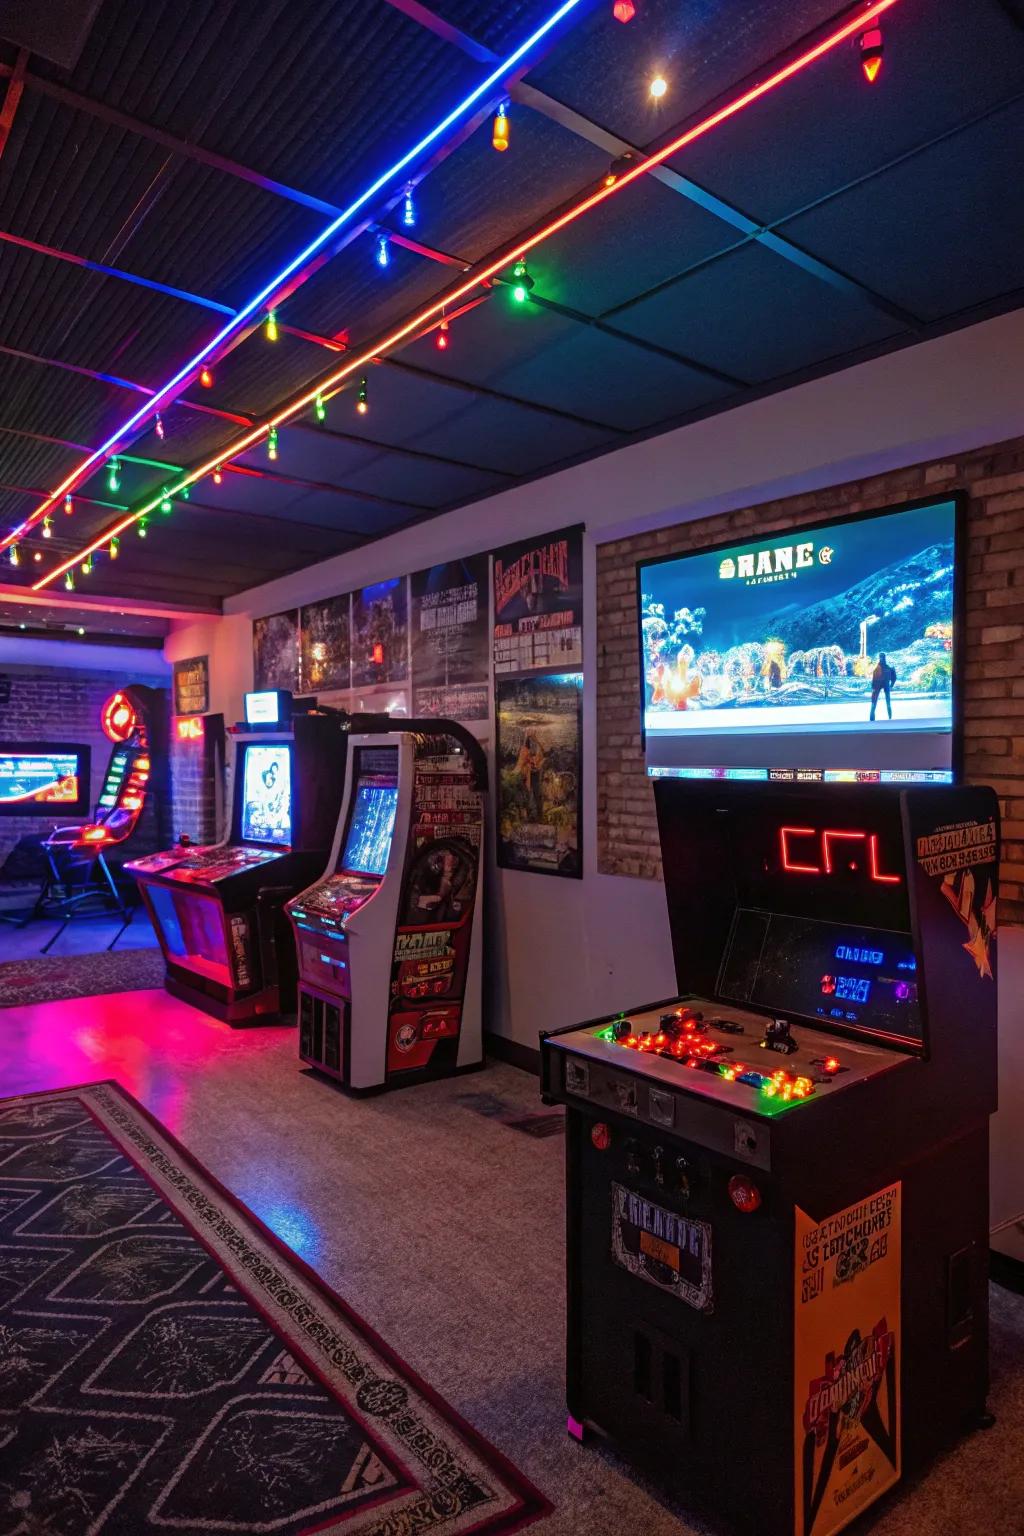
[835,944,884,965]
[342,781,398,877]
[835,975,872,1004]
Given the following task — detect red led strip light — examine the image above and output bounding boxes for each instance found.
[34,0,899,591]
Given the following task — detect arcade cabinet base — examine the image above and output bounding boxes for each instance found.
[164,968,285,1027]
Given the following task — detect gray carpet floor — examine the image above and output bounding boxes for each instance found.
[2,993,1022,1535]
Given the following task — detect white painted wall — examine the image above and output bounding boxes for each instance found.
[166,310,1024,1241]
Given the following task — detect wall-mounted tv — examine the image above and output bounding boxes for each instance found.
[240,744,292,845]
[0,743,91,815]
[638,495,962,784]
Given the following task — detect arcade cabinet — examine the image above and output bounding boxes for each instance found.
[127,690,346,1023]
[1,685,169,947]
[542,780,999,1536]
[287,719,486,1090]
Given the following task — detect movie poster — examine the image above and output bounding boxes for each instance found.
[794,1182,901,1536]
[252,609,299,691]
[496,672,582,877]
[300,594,351,693]
[410,555,490,720]
[492,524,583,675]
[352,577,409,688]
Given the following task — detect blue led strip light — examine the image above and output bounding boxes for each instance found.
[4,0,587,548]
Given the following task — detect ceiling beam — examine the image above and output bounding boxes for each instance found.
[0,49,28,164]
[0,582,219,619]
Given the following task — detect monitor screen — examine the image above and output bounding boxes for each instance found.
[341,780,398,876]
[244,689,291,726]
[0,745,90,815]
[240,744,292,844]
[639,497,959,784]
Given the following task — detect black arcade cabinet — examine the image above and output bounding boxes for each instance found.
[127,691,346,1023]
[542,780,999,1536]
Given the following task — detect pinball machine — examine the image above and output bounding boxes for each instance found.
[541,779,999,1536]
[127,691,346,1023]
[287,719,486,1091]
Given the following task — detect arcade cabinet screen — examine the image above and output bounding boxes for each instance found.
[639,496,959,783]
[341,781,398,876]
[240,745,292,845]
[0,745,90,815]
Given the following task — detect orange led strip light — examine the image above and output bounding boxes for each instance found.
[35,0,899,591]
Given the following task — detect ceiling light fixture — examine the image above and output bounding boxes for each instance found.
[6,0,588,553]
[35,0,901,591]
[649,74,667,99]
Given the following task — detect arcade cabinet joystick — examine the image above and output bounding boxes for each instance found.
[760,1017,798,1055]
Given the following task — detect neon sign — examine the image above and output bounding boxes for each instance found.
[779,826,901,884]
[176,716,205,741]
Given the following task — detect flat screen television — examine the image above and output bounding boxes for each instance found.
[240,744,292,845]
[341,780,399,876]
[0,743,91,814]
[638,495,961,784]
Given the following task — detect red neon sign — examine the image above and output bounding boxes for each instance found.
[779,826,901,884]
[176,715,205,741]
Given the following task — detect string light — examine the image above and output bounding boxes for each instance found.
[155,413,165,440]
[80,556,92,575]
[160,492,172,514]
[107,459,121,492]
[8,544,19,566]
[213,465,223,485]
[612,0,635,20]
[604,151,635,187]
[138,518,148,538]
[403,185,416,227]
[649,74,668,99]
[268,426,279,460]
[109,536,119,559]
[356,378,369,415]
[32,0,904,593]
[265,309,279,341]
[199,366,214,387]
[511,257,534,302]
[859,26,883,82]
[33,550,42,562]
[180,485,189,499]
[65,571,74,590]
[436,318,449,351]
[42,516,53,539]
[64,494,73,514]
[492,101,509,151]
[376,234,391,268]
[315,394,327,422]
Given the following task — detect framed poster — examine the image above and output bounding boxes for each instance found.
[411,555,490,721]
[493,524,583,676]
[352,578,409,688]
[496,671,582,878]
[252,610,299,692]
[173,655,209,715]
[300,594,351,693]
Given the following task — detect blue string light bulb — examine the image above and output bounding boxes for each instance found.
[376,234,391,269]
[403,185,416,227]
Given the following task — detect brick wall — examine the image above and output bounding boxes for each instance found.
[169,716,225,845]
[0,664,168,874]
[597,435,1024,925]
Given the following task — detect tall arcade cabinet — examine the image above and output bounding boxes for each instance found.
[288,723,487,1091]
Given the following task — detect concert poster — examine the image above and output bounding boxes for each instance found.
[495,671,582,878]
[352,577,409,688]
[492,524,583,676]
[410,555,490,721]
[300,594,351,693]
[252,609,300,691]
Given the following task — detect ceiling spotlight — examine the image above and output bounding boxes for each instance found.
[612,0,635,20]
[649,74,668,100]
[858,26,883,83]
[604,151,636,187]
[77,626,85,636]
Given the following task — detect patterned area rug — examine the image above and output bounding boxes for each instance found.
[0,1082,550,1535]
[0,947,166,1007]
